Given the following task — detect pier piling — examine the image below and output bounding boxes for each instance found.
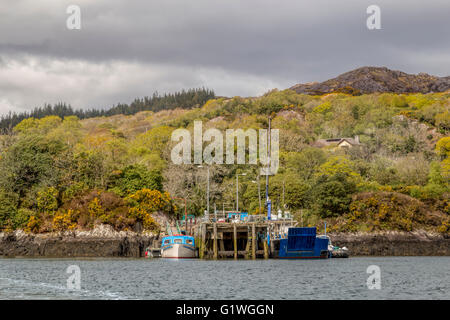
[196,218,295,259]
[200,223,206,259]
[233,224,237,260]
[263,237,269,259]
[251,223,256,260]
[245,228,251,259]
[213,223,218,259]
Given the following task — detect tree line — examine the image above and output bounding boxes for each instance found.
[0,88,215,133]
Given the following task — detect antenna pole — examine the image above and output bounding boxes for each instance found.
[266,117,271,221]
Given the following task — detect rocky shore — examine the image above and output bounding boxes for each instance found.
[1,227,449,258]
[0,225,156,258]
[329,231,450,256]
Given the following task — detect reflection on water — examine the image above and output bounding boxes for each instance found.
[0,257,449,299]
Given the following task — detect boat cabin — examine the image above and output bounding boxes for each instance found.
[226,212,248,221]
[180,214,196,222]
[161,235,195,247]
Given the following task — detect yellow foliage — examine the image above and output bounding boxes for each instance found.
[312,101,332,114]
[14,118,38,133]
[83,135,110,150]
[436,137,450,158]
[316,156,361,181]
[88,197,104,218]
[143,213,158,231]
[126,188,175,231]
[343,193,429,232]
[14,116,63,134]
[126,189,174,214]
[437,218,450,234]
[24,215,41,233]
[52,209,77,231]
[37,187,59,213]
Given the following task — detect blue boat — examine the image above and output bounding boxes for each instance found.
[160,235,197,259]
[278,227,330,259]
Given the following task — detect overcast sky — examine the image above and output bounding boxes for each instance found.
[0,0,449,114]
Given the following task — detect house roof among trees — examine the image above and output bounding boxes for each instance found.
[315,136,361,147]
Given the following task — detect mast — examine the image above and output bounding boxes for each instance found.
[266,117,271,221]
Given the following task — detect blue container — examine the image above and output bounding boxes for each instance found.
[278,227,329,259]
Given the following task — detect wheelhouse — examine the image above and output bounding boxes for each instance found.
[161,235,195,247]
[226,212,248,221]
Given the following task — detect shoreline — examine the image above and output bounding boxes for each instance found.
[1,228,449,258]
[0,226,156,258]
[329,231,450,256]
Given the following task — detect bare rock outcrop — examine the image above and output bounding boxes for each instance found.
[290,67,450,95]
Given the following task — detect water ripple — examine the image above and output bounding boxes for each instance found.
[0,257,449,300]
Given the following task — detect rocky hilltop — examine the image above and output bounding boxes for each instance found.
[290,66,450,95]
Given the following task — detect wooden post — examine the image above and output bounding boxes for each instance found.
[263,228,269,259]
[233,224,237,259]
[252,223,256,260]
[200,223,206,259]
[197,225,201,259]
[245,227,251,259]
[270,238,274,257]
[219,237,225,253]
[213,223,218,260]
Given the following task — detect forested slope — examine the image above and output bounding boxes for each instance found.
[0,89,448,234]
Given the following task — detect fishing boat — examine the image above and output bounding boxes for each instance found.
[277,227,330,259]
[160,235,197,259]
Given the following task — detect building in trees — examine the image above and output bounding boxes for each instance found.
[314,135,362,150]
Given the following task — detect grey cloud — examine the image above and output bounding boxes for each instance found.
[0,0,449,113]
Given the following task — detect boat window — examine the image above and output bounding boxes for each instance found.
[163,239,171,245]
[174,239,182,244]
[186,239,193,245]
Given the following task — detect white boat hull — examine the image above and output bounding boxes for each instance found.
[161,243,196,259]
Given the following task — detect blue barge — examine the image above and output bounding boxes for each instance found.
[278,227,330,259]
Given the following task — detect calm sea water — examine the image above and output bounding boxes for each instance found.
[0,257,449,300]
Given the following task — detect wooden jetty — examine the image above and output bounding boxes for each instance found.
[194,215,296,259]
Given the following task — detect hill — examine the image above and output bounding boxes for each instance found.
[290,66,450,95]
[0,84,448,236]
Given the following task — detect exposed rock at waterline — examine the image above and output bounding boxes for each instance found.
[1,227,449,257]
[0,225,157,258]
[329,231,450,256]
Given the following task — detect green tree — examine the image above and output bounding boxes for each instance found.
[284,148,327,180]
[72,149,107,188]
[13,208,34,229]
[0,134,66,199]
[315,156,361,182]
[310,173,357,218]
[37,187,59,213]
[0,189,18,229]
[108,165,163,196]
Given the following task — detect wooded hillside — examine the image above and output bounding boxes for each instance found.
[0,89,448,234]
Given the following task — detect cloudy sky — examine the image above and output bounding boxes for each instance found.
[0,0,449,114]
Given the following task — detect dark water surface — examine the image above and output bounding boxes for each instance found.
[0,257,449,299]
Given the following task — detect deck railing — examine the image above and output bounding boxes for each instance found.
[173,213,296,238]
[190,213,295,224]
